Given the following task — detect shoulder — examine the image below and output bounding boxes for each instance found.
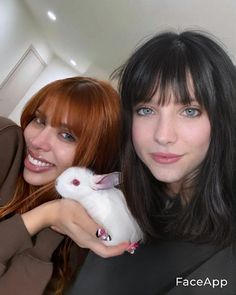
[0,116,23,153]
[0,117,24,205]
[0,116,22,135]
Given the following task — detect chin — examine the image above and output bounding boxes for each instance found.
[23,168,55,186]
[152,172,182,184]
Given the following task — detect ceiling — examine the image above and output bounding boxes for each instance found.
[23,0,236,78]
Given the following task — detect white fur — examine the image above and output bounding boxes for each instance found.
[55,167,143,245]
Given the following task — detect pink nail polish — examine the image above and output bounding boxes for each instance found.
[126,242,140,254]
[96,228,112,241]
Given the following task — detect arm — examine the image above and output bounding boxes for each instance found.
[0,118,126,292]
[22,198,130,258]
[0,197,128,273]
[0,200,128,294]
[0,222,63,295]
[0,116,61,289]
[0,214,33,275]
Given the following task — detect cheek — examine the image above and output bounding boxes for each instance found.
[198,121,211,148]
[132,123,142,150]
[55,145,76,168]
[186,121,211,154]
[132,119,147,143]
[199,133,211,158]
[23,122,39,146]
[132,121,149,156]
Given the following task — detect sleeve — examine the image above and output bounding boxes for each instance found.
[0,117,64,293]
[0,214,33,275]
[0,215,64,295]
[0,117,24,206]
[0,253,54,295]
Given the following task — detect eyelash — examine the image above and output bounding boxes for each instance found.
[135,106,202,118]
[60,132,76,142]
[135,106,155,116]
[182,107,201,118]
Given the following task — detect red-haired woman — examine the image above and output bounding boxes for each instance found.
[0,77,128,295]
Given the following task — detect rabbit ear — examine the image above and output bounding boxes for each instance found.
[91,172,121,190]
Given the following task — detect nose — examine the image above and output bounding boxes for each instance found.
[29,127,53,151]
[154,115,177,145]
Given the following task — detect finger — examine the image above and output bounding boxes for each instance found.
[69,201,101,235]
[79,218,101,236]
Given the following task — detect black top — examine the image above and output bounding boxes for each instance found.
[66,240,236,295]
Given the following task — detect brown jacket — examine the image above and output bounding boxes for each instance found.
[0,117,64,295]
[0,116,24,205]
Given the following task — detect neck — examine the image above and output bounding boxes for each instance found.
[166,182,181,196]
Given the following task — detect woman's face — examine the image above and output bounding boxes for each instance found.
[132,90,211,194]
[23,107,77,186]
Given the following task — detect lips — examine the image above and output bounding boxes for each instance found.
[24,150,54,172]
[151,152,182,164]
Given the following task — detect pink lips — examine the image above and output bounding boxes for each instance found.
[151,152,182,164]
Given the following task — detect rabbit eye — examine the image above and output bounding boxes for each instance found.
[72,179,80,186]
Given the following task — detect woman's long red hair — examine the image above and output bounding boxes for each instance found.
[0,77,121,294]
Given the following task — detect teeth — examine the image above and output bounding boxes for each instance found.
[28,154,53,167]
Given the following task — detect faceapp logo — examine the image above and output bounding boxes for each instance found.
[176,277,228,288]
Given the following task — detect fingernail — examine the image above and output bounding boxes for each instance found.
[96,228,112,241]
[126,242,140,254]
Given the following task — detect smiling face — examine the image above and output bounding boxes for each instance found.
[23,107,77,186]
[132,90,211,194]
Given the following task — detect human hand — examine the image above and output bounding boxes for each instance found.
[22,198,133,257]
[49,198,130,258]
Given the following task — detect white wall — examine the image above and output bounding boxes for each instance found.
[9,57,78,124]
[0,0,79,124]
[0,0,52,85]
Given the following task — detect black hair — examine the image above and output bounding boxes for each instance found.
[113,31,236,246]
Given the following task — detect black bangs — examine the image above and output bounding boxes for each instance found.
[117,33,205,110]
[117,30,236,246]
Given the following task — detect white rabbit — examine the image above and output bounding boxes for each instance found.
[55,167,143,246]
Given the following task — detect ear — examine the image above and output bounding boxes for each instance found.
[91,172,121,190]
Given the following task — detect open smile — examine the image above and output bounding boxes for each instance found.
[24,151,54,172]
[28,153,54,167]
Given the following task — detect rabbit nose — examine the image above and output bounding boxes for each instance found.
[72,179,80,186]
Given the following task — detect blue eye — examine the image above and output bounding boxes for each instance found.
[136,107,154,116]
[183,107,201,118]
[61,132,76,142]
